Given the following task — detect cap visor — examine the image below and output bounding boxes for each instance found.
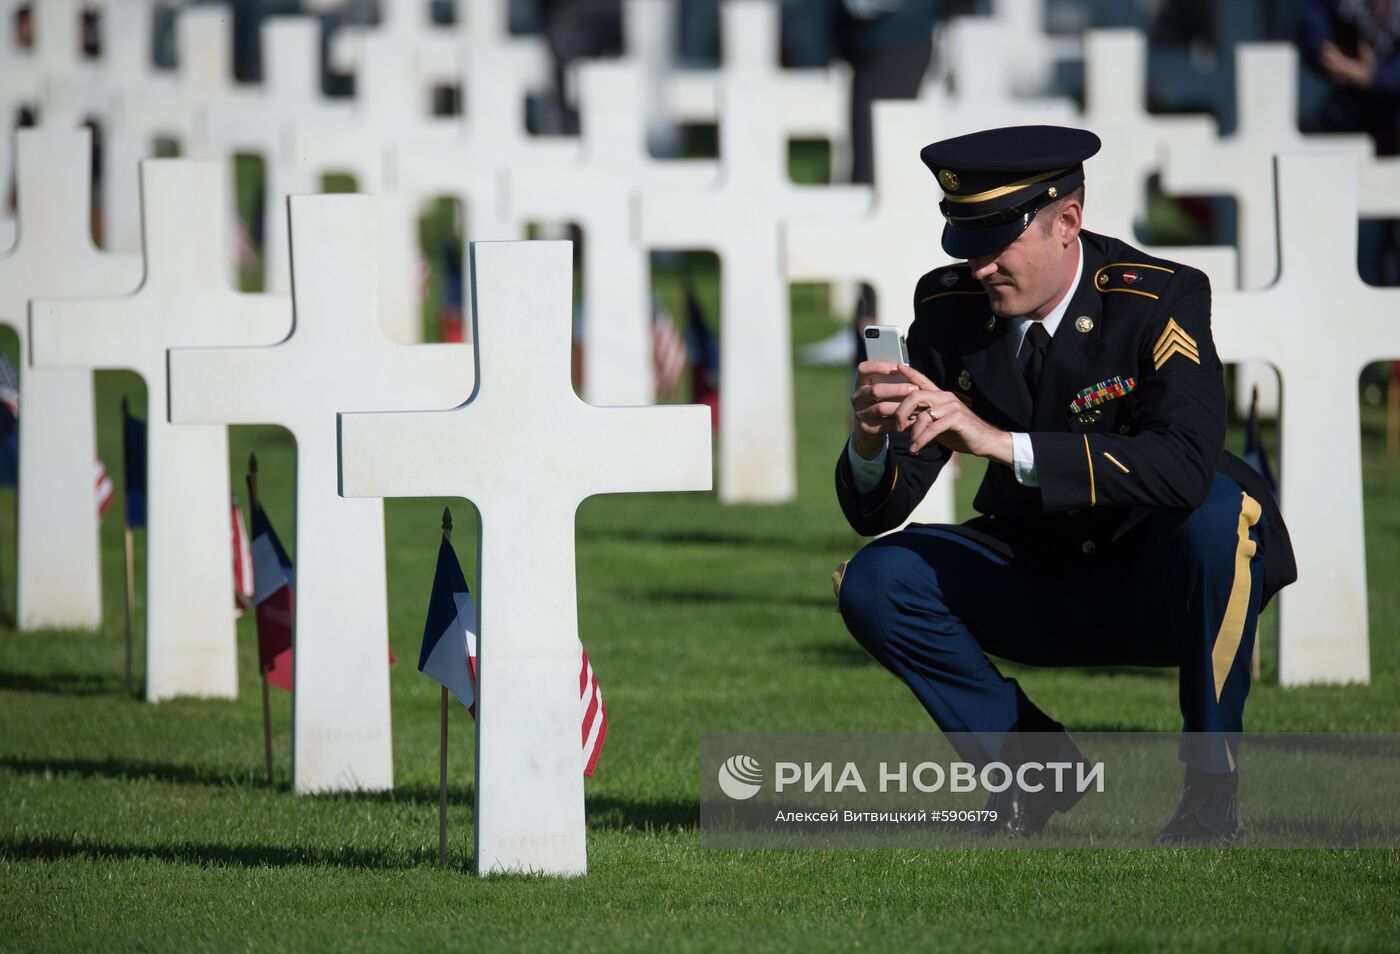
[941,217,1032,260]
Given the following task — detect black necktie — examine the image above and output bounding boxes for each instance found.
[1023,322,1052,395]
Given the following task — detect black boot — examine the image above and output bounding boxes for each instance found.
[965,727,1091,838]
[1156,767,1243,847]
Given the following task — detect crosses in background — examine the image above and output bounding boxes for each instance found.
[0,129,142,630]
[31,159,290,701]
[1211,152,1400,686]
[168,194,473,792]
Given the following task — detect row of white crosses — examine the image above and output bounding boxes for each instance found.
[0,130,140,630]
[782,15,1394,685]
[0,2,1143,510]
[167,196,473,793]
[1161,43,1373,416]
[32,154,290,699]
[638,0,866,503]
[14,130,713,834]
[6,4,1396,690]
[786,15,1080,524]
[1212,152,1400,685]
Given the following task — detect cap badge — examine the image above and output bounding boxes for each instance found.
[939,270,959,287]
[958,370,972,391]
[1096,272,1109,288]
[1121,270,1139,285]
[938,169,960,192]
[1075,315,1094,333]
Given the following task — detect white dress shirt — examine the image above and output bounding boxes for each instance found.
[848,239,1084,493]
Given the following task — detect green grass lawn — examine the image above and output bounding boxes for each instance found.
[1,270,1398,952]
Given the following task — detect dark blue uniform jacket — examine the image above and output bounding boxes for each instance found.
[835,230,1297,607]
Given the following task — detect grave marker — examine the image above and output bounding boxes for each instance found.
[510,60,711,407]
[1212,153,1400,686]
[30,159,290,700]
[0,129,141,630]
[639,2,867,502]
[338,240,711,874]
[1160,44,1372,414]
[168,194,473,792]
[204,17,352,293]
[1080,29,1237,288]
[105,2,233,254]
[392,10,577,329]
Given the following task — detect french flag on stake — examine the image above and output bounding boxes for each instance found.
[249,497,294,691]
[420,512,607,776]
[419,527,479,715]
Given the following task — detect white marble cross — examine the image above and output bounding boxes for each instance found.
[32,0,109,130]
[167,194,473,792]
[1212,152,1400,686]
[392,9,575,330]
[288,29,460,345]
[1359,155,1400,216]
[1080,29,1237,290]
[104,2,234,255]
[328,0,522,90]
[619,0,681,155]
[338,240,711,875]
[0,0,111,217]
[1160,43,1372,415]
[0,0,43,216]
[784,102,953,522]
[204,16,353,293]
[509,60,711,407]
[0,129,142,630]
[292,31,456,195]
[30,159,291,701]
[638,2,868,503]
[985,0,1081,96]
[663,0,850,173]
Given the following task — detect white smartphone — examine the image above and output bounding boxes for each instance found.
[862,324,908,384]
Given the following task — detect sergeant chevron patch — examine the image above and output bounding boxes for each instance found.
[1152,317,1200,370]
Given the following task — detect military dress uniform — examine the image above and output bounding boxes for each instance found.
[834,126,1296,842]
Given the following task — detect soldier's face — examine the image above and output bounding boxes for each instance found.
[967,202,1081,319]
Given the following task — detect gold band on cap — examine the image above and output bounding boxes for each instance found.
[940,167,1070,203]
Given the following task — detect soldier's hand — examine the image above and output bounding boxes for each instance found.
[895,364,1013,465]
[850,360,920,457]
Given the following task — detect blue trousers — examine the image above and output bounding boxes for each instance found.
[838,473,1265,774]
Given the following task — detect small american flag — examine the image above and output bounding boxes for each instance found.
[651,296,686,399]
[231,495,254,617]
[94,459,114,518]
[580,647,607,777]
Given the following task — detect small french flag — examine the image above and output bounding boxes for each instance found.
[419,516,607,776]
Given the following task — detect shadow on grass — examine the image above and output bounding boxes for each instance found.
[615,587,834,611]
[341,783,699,832]
[0,756,700,832]
[0,833,453,871]
[799,642,877,667]
[0,669,132,698]
[0,755,246,787]
[579,525,856,554]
